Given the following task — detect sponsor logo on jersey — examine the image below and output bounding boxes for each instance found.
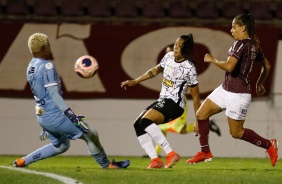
[162,78,174,87]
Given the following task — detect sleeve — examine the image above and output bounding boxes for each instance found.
[187,64,199,87]
[228,40,244,60]
[158,52,171,69]
[43,62,59,88]
[47,85,68,111]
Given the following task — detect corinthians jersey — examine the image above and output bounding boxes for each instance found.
[158,52,198,109]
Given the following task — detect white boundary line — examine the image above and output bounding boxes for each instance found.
[0,166,83,184]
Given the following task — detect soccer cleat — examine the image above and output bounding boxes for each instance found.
[165,151,180,168]
[266,139,279,167]
[147,158,164,169]
[108,159,130,169]
[187,151,213,164]
[209,120,221,136]
[13,158,25,167]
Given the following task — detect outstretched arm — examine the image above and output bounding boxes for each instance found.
[47,86,89,133]
[256,58,271,96]
[204,54,238,72]
[120,65,163,90]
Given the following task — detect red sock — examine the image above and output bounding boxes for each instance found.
[240,128,271,149]
[198,119,210,153]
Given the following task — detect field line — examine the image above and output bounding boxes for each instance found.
[0,166,83,184]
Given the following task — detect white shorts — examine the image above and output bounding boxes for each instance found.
[207,85,251,120]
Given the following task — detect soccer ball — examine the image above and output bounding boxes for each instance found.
[74,55,98,78]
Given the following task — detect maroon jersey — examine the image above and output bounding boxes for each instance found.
[222,39,264,93]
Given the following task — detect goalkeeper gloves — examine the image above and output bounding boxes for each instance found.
[39,130,48,141]
[64,108,89,133]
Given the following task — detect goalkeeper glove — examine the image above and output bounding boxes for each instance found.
[39,130,48,141]
[64,108,89,133]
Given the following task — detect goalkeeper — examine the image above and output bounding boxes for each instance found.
[13,33,130,169]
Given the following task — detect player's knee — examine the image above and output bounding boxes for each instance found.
[139,118,154,130]
[133,118,147,136]
[196,110,206,120]
[54,139,70,154]
[229,131,242,139]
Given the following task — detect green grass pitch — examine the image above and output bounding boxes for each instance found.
[0,155,281,184]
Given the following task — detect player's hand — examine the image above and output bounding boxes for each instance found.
[256,83,266,97]
[64,108,89,133]
[204,54,215,63]
[193,121,199,136]
[39,130,48,141]
[120,80,138,90]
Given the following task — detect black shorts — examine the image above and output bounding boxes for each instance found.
[145,98,184,124]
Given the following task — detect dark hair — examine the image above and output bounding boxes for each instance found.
[180,34,195,62]
[234,14,259,50]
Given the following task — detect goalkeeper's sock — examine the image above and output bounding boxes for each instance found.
[92,147,111,168]
[24,143,65,165]
[240,128,270,149]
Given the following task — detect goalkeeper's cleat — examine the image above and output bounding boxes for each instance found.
[165,151,180,168]
[13,158,25,167]
[187,151,213,164]
[209,120,221,136]
[266,139,279,167]
[148,158,164,169]
[108,159,130,169]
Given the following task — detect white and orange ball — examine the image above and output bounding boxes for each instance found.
[74,55,98,78]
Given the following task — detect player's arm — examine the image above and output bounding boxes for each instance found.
[204,54,238,72]
[189,84,201,114]
[121,65,163,90]
[188,84,201,136]
[47,85,89,133]
[256,57,271,96]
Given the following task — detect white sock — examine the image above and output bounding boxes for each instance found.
[138,133,158,159]
[145,123,172,154]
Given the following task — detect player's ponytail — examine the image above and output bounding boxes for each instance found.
[180,34,195,64]
[234,14,260,51]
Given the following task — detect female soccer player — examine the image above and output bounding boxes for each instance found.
[121,34,201,168]
[155,44,221,156]
[13,33,130,169]
[187,14,279,167]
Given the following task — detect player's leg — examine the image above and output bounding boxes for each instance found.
[13,137,70,167]
[228,117,279,166]
[13,117,78,167]
[154,130,166,156]
[134,113,164,169]
[226,91,279,167]
[141,99,183,168]
[155,103,188,154]
[187,99,222,164]
[79,124,129,169]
